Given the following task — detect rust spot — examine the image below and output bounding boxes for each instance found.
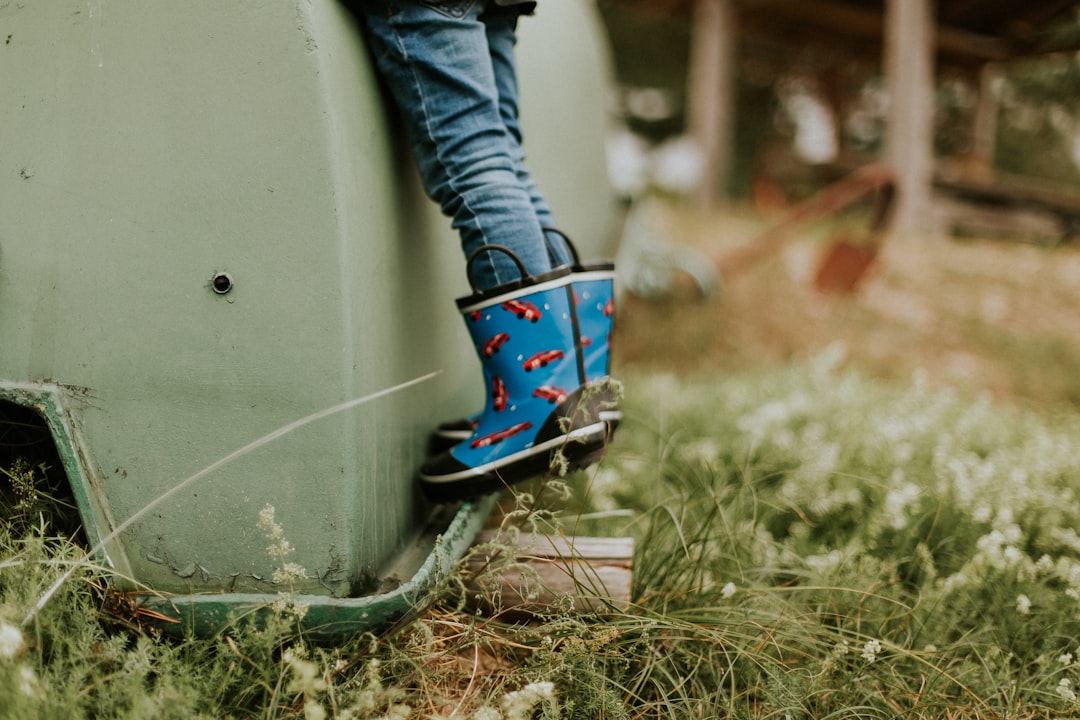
[87,578,180,634]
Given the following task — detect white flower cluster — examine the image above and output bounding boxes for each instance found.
[861,639,882,663]
[283,647,329,720]
[942,522,1034,593]
[501,681,556,720]
[17,665,41,698]
[258,504,295,561]
[736,393,814,447]
[258,505,311,620]
[882,480,922,531]
[0,621,25,660]
[0,621,42,699]
[468,682,557,720]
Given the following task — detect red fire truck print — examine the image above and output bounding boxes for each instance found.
[491,375,508,412]
[471,421,533,449]
[523,349,564,372]
[502,299,542,322]
[532,385,568,404]
[482,332,510,357]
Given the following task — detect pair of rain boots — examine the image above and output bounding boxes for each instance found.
[418,239,619,503]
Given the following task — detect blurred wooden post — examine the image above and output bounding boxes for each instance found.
[971,62,1002,179]
[687,0,737,210]
[884,0,936,233]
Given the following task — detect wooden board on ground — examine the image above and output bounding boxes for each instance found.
[465,531,634,619]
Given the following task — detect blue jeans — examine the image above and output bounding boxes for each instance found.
[359,0,570,291]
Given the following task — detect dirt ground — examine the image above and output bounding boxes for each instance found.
[612,198,1080,412]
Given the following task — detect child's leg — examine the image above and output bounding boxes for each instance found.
[482,8,573,267]
[359,0,553,290]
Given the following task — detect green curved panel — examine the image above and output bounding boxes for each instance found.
[0,0,616,628]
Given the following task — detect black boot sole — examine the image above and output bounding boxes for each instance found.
[418,422,609,503]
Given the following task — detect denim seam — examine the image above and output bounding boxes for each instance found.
[390,15,503,285]
[418,0,480,20]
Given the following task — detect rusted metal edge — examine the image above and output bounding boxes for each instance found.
[0,381,126,575]
[133,493,497,640]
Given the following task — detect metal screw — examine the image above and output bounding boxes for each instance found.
[211,272,234,295]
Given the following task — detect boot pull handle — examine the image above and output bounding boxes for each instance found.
[465,244,531,293]
[542,227,581,267]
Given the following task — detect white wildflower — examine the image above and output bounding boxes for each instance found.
[472,708,503,720]
[1060,652,1074,666]
[259,504,295,558]
[17,664,43,699]
[861,639,882,663]
[1016,594,1032,615]
[273,562,309,585]
[271,595,310,621]
[283,648,328,719]
[258,504,280,536]
[943,570,970,592]
[284,648,327,695]
[18,665,40,697]
[1065,562,1080,598]
[883,482,921,530]
[721,582,737,599]
[805,549,844,573]
[1003,545,1024,566]
[1002,523,1022,545]
[1059,678,1078,703]
[383,704,411,720]
[0,622,25,660]
[502,681,556,720]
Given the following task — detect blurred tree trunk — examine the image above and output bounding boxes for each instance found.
[687,0,737,209]
[884,0,936,233]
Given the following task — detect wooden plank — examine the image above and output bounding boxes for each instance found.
[935,171,1080,217]
[465,531,634,618]
[739,0,1010,61]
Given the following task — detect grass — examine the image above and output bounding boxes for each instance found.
[5,346,1080,717]
[6,198,1080,717]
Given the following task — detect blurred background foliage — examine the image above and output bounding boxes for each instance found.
[595,0,1080,196]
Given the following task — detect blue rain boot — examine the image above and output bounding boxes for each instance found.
[546,228,621,435]
[419,246,612,503]
[427,230,620,456]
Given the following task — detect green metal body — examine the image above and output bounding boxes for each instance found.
[0,1,617,635]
